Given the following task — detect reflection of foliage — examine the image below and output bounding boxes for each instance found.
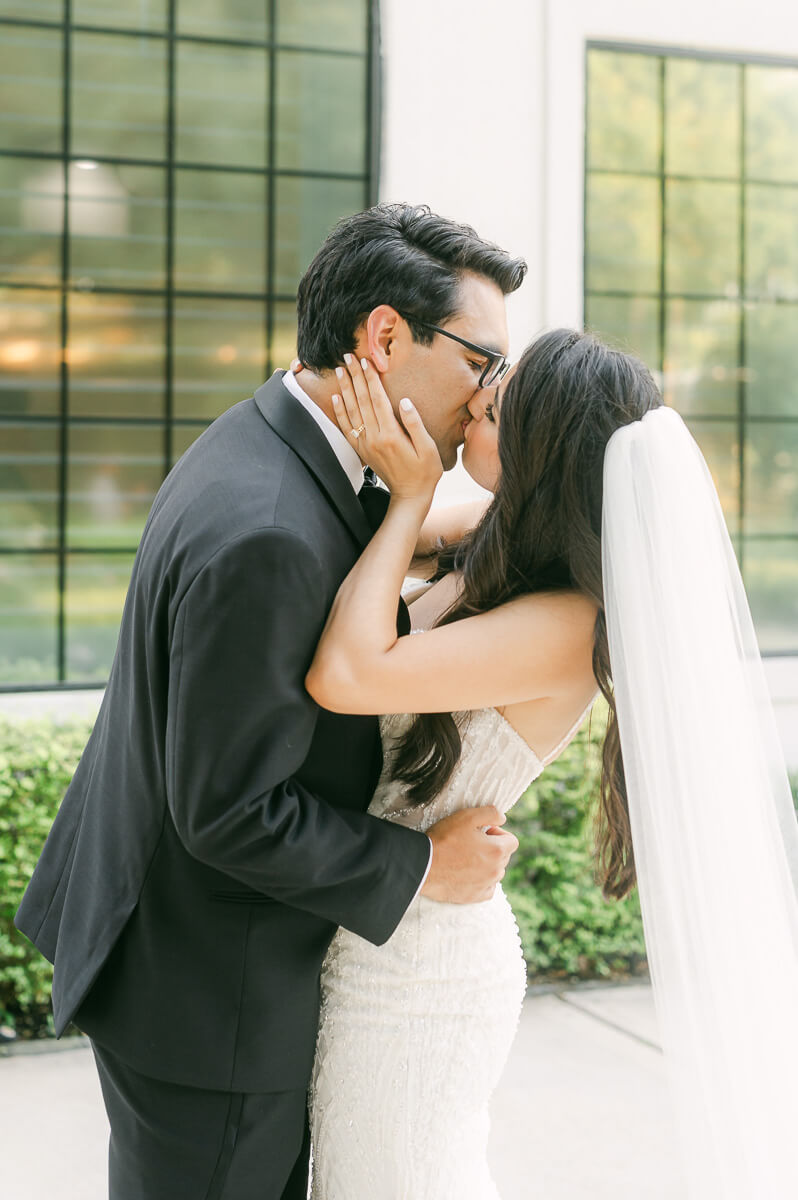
[746,186,798,301]
[746,549,798,652]
[746,305,798,418]
[586,174,660,292]
[587,50,660,172]
[746,65,798,182]
[745,424,798,534]
[586,48,798,653]
[665,58,739,178]
[585,294,660,369]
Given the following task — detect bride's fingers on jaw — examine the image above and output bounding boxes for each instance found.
[334,363,363,432]
[361,359,395,429]
[347,355,378,433]
[331,393,351,435]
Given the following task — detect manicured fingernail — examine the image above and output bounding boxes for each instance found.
[400,397,413,411]
[343,353,352,365]
[335,366,343,378]
[332,394,340,406]
[360,358,369,370]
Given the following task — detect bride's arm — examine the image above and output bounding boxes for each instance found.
[305,358,596,715]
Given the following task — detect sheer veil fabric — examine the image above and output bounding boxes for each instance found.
[602,406,798,1197]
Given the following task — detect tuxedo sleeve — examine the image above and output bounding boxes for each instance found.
[166,526,431,946]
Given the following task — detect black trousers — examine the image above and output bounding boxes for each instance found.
[91,1042,310,1200]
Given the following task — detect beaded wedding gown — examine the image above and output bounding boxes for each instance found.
[309,701,592,1199]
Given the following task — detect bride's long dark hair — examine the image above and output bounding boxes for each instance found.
[392,328,663,900]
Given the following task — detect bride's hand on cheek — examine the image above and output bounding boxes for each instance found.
[332,355,442,505]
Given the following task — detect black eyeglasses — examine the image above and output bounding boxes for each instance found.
[395,311,509,389]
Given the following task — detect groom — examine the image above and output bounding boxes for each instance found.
[15,203,526,1199]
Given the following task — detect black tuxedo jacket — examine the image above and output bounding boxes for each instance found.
[15,372,430,1093]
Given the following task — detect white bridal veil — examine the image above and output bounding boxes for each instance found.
[602,406,798,1198]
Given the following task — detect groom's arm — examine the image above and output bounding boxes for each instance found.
[165,526,430,946]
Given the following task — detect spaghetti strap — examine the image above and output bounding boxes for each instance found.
[539,695,597,768]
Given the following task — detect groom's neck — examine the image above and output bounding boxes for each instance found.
[292,369,339,425]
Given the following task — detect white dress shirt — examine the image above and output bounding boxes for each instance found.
[281,369,434,897]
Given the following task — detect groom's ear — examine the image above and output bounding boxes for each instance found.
[362,305,403,374]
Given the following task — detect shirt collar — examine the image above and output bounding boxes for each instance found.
[282,368,364,494]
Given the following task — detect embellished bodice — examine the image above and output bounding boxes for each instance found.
[368,707,548,833]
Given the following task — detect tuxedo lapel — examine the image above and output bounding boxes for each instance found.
[253,371,372,547]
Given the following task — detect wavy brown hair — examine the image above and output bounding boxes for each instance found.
[392,328,663,900]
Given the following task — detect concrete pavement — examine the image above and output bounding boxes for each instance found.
[0,982,686,1199]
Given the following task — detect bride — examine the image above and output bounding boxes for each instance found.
[305,330,798,1199]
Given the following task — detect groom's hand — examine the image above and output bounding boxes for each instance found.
[421,807,519,904]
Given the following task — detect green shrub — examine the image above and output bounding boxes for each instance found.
[0,719,92,1037]
[504,705,648,983]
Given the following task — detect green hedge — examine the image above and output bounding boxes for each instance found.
[2,714,797,1036]
[0,720,93,1037]
[504,705,647,982]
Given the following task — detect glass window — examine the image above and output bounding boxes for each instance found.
[172,297,266,419]
[0,1,63,17]
[0,555,59,685]
[276,50,368,174]
[0,24,62,154]
[174,168,266,293]
[0,423,60,549]
[176,0,269,41]
[65,553,135,682]
[72,0,167,31]
[66,424,165,549]
[69,163,167,289]
[586,46,798,654]
[664,299,740,416]
[665,58,739,179]
[0,157,64,287]
[0,288,62,417]
[585,174,660,293]
[175,42,269,169]
[68,292,166,419]
[276,0,369,53]
[586,50,660,174]
[744,540,798,654]
[746,66,798,183]
[274,175,367,293]
[744,423,798,536]
[665,180,739,297]
[746,306,798,417]
[584,294,660,370]
[71,31,168,161]
[0,2,375,686]
[745,184,798,301]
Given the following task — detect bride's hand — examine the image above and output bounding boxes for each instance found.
[332,355,443,504]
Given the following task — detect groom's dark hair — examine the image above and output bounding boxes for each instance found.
[295,203,527,371]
